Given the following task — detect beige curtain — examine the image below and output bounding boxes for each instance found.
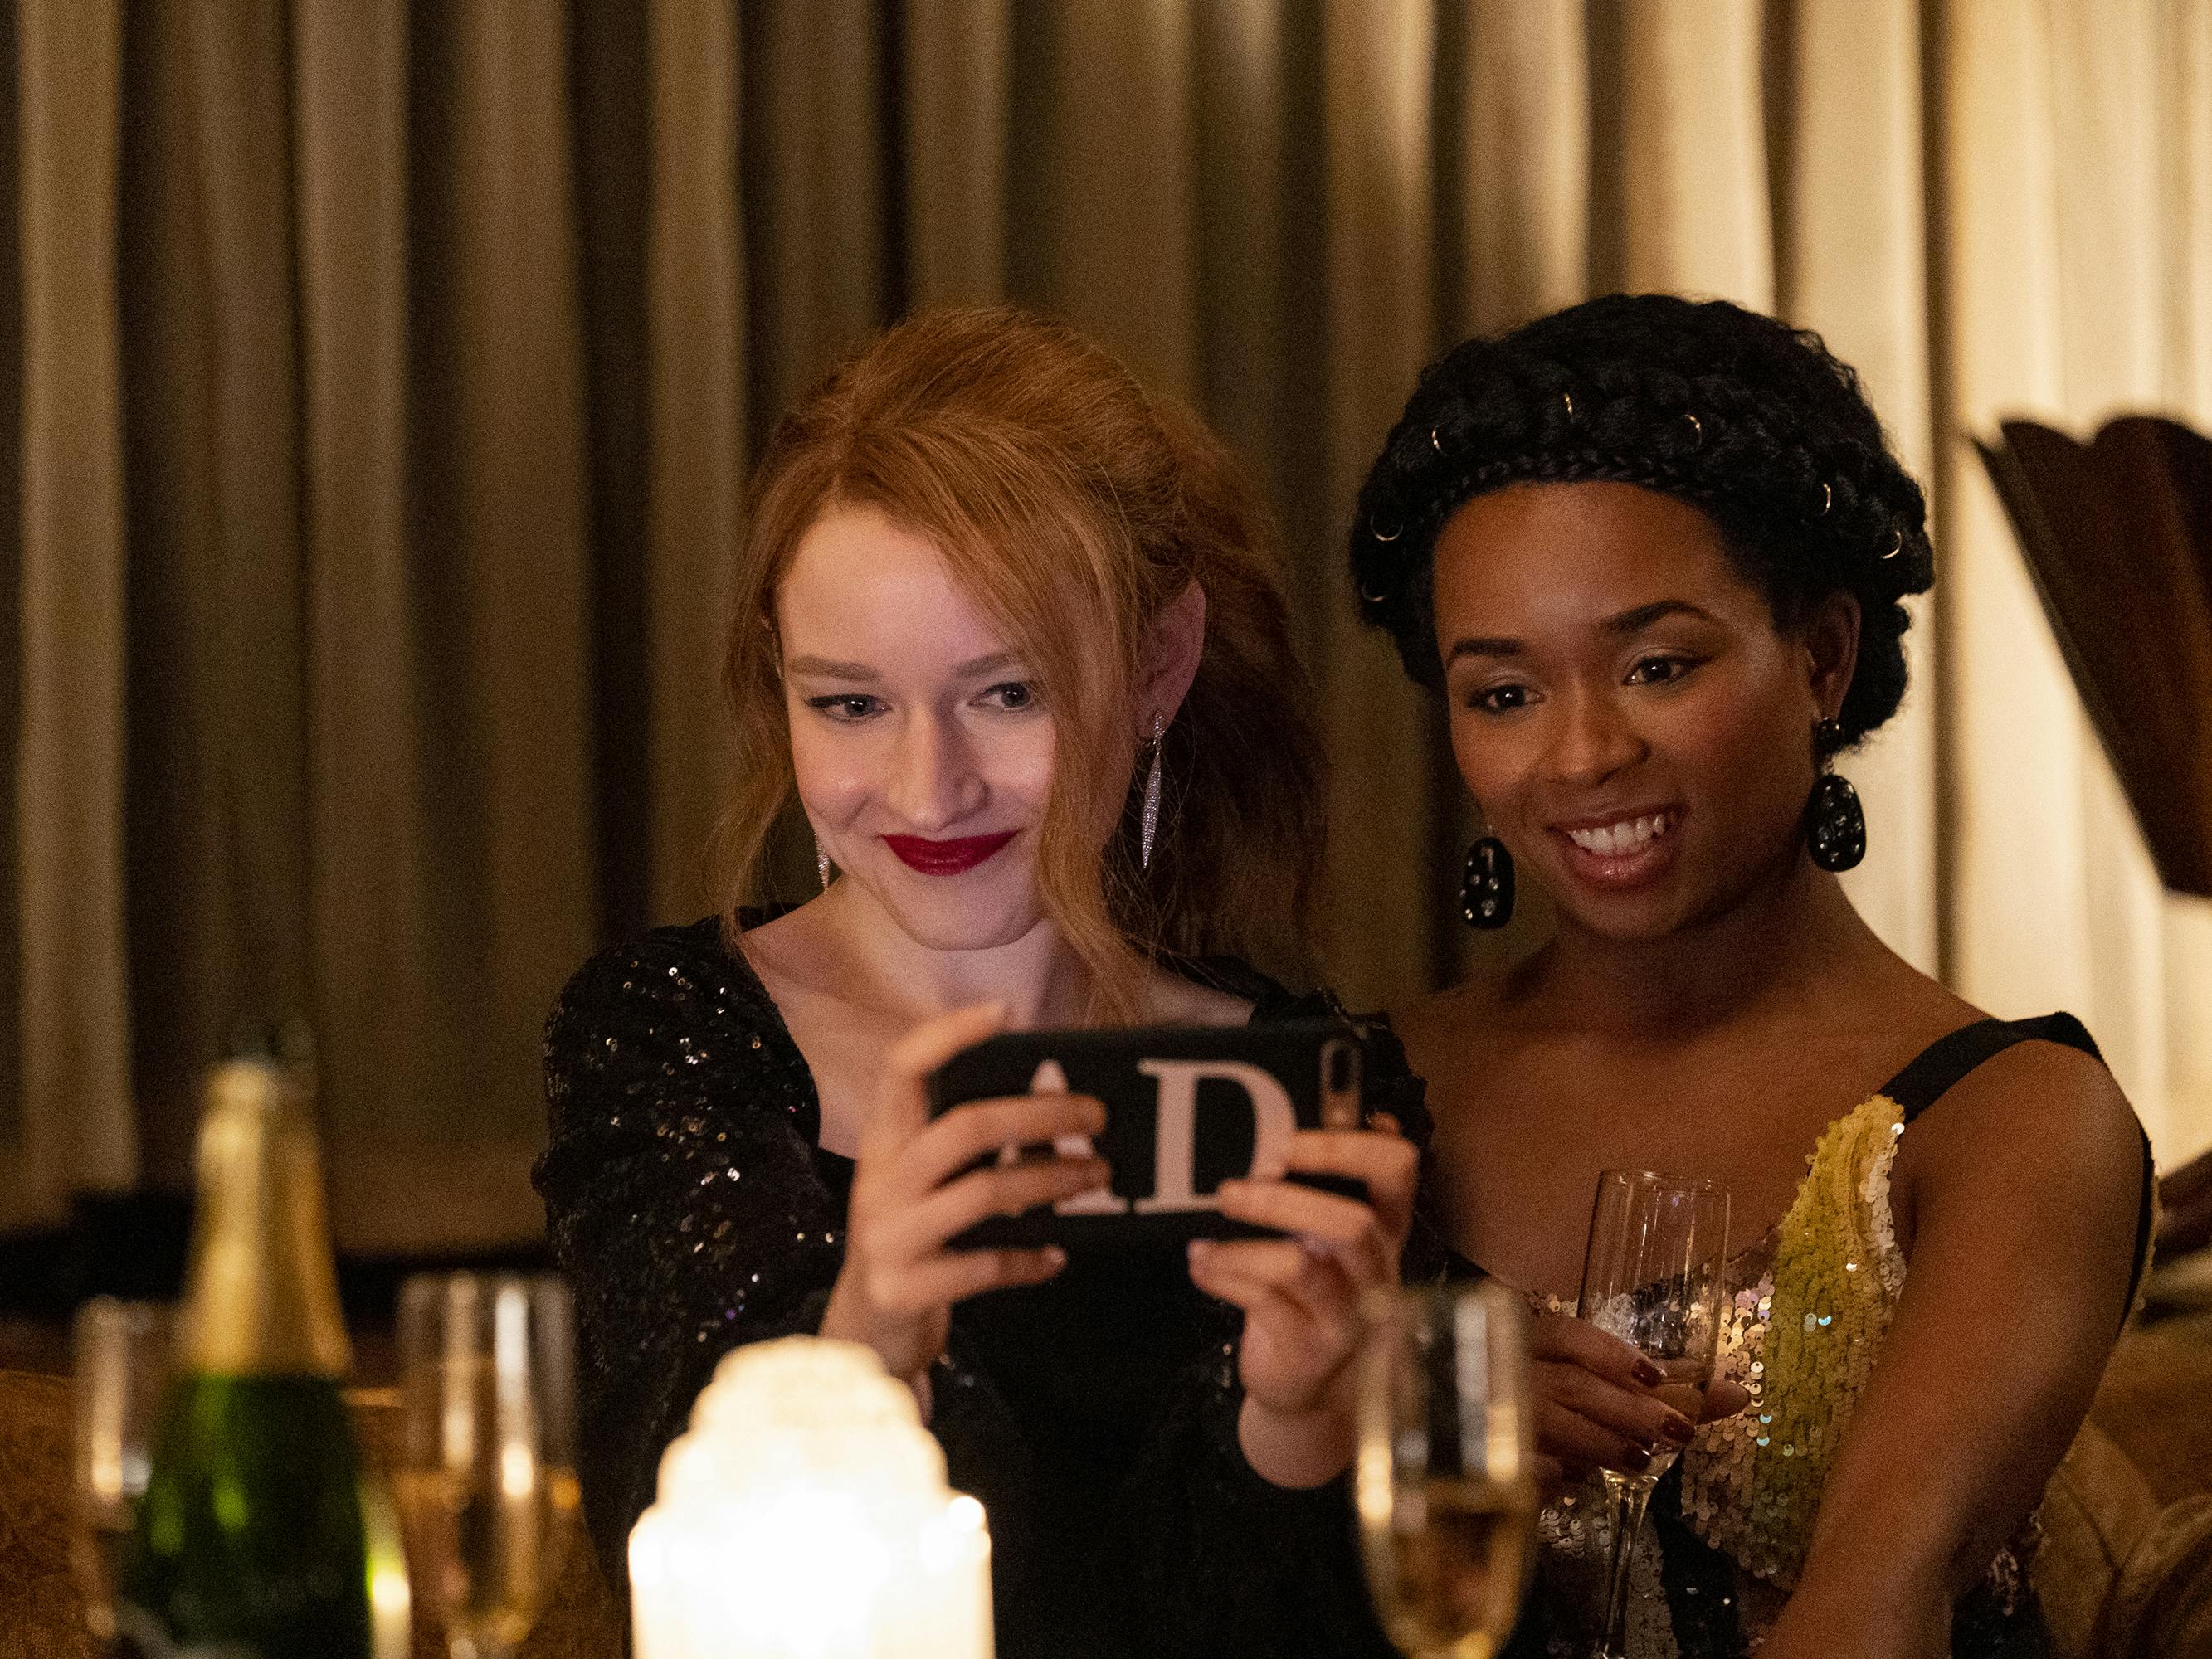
[7,0,2210,1249]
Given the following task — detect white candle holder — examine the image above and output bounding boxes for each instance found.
[629,1336,992,1659]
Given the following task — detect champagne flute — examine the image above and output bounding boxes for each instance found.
[395,1273,578,1659]
[71,1298,174,1648]
[1356,1281,1537,1659]
[1576,1171,1730,1659]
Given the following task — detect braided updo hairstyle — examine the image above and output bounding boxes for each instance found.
[1349,294,1933,746]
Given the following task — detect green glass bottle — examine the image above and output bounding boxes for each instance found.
[117,1052,378,1659]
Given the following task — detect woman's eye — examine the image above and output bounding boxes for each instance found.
[1468,683,1532,714]
[980,681,1039,712]
[1626,654,1700,687]
[806,693,885,722]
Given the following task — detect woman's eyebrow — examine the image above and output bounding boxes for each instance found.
[1445,635,1525,665]
[783,655,878,680]
[782,651,1023,679]
[1445,600,1718,667]
[1601,598,1716,635]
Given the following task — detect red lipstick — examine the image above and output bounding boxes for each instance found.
[882,832,1016,876]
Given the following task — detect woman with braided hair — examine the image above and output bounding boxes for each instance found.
[1351,294,2155,1658]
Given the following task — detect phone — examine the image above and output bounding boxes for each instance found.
[924,1019,1366,1250]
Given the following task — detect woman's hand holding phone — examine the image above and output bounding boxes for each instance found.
[819,1003,1110,1400]
[1186,1114,1421,1488]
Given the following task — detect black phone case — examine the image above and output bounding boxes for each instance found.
[924,1019,1366,1250]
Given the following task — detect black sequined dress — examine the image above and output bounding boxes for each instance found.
[534,917,1435,1659]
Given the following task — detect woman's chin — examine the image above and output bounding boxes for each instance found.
[1543,866,1699,942]
[1555,898,1690,944]
[870,877,1045,955]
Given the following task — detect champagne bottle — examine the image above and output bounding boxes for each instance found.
[117,1047,377,1658]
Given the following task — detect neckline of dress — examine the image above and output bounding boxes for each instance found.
[709,918,1279,1160]
[1457,1089,1903,1301]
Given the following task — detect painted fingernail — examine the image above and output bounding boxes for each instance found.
[1621,1445,1652,1472]
[1658,1414,1694,1445]
[1632,1359,1664,1388]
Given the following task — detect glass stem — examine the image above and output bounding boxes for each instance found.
[1596,1467,1657,1659]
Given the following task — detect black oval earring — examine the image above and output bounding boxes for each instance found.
[1805,718,1867,873]
[1461,835,1515,928]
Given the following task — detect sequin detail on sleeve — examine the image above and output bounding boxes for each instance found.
[532,922,849,1589]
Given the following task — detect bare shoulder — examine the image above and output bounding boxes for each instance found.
[1926,1025,2139,1155]
[1903,1019,2145,1226]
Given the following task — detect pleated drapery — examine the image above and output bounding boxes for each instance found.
[6,0,2210,1250]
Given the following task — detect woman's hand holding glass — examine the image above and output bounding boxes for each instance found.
[819,1003,1110,1390]
[1189,1115,1422,1487]
[1526,1313,1751,1496]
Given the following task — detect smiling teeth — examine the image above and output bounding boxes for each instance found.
[1567,815,1671,856]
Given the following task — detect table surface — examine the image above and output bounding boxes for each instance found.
[0,1366,623,1659]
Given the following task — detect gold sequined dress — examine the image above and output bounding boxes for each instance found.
[1474,1014,2154,1659]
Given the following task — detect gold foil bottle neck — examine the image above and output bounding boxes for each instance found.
[180,1055,353,1378]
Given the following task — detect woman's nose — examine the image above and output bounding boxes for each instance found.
[1545,686,1647,788]
[885,713,981,829]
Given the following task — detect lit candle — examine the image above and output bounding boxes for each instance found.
[629,1336,992,1659]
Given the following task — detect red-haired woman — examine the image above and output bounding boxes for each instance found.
[535,308,1425,1658]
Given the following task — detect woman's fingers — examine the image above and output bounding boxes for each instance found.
[881,1151,1111,1262]
[1190,1238,1362,1353]
[1529,1313,1658,1385]
[1527,1314,1712,1448]
[1211,1180,1394,1288]
[1184,1246,1299,1315]
[1531,1346,1695,1452]
[1213,1176,1377,1246]
[1186,1248,1334,1347]
[1703,1379,1752,1423]
[1532,1383,1655,1477]
[1188,1237,1313,1301]
[873,1003,1009,1147]
[1279,1129,1421,1240]
[865,1245,1069,1314]
[898,1092,1108,1195]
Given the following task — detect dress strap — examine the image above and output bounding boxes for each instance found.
[1878,1013,2102,1124]
[1880,1013,2154,1321]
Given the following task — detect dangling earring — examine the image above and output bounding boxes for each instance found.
[815,838,833,892]
[1461,834,1514,928]
[1805,718,1866,873]
[1139,713,1165,871]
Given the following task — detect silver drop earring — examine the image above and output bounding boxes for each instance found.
[815,839,832,892]
[1139,713,1165,871]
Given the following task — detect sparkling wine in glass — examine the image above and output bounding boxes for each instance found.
[71,1298,173,1648]
[1357,1281,1537,1659]
[1576,1170,1730,1659]
[395,1273,578,1659]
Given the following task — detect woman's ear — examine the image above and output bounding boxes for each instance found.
[1140,580,1208,732]
[1805,590,1861,723]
